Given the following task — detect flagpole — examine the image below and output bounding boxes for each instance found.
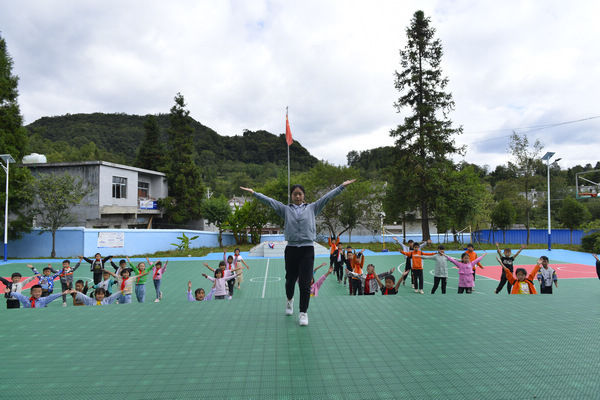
[285,106,290,204]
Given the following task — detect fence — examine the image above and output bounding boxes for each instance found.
[473,229,587,245]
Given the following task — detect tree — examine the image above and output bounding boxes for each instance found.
[201,195,231,247]
[0,34,34,240]
[33,173,91,257]
[160,93,205,224]
[390,10,463,240]
[558,197,591,244]
[508,131,544,244]
[135,115,165,171]
[491,199,517,243]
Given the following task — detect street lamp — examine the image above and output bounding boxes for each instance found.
[1,154,15,262]
[541,152,556,251]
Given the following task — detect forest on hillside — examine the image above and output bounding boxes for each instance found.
[26,113,318,197]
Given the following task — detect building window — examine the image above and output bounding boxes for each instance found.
[112,176,127,199]
[138,182,149,199]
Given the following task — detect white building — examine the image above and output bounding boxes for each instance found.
[26,161,168,228]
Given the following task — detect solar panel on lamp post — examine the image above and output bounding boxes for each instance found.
[541,152,555,251]
[0,154,16,262]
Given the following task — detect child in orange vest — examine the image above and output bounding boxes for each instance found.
[399,243,436,294]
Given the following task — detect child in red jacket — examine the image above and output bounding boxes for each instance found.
[503,259,542,294]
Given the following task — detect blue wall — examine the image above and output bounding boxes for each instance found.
[473,229,586,245]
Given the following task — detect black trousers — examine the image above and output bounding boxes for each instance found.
[60,281,71,303]
[333,265,343,281]
[412,269,423,290]
[495,272,512,294]
[93,272,102,285]
[227,279,235,297]
[350,278,363,295]
[284,246,314,313]
[6,298,20,309]
[458,286,473,294]
[540,285,553,294]
[431,277,447,294]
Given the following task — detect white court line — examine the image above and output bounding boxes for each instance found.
[261,258,270,299]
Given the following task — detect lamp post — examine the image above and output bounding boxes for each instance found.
[541,152,555,251]
[1,154,16,262]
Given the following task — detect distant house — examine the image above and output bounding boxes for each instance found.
[25,161,167,228]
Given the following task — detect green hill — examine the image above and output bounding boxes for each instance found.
[26,113,318,196]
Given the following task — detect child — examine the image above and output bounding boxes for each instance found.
[422,245,450,294]
[342,246,353,286]
[346,249,365,295]
[58,257,83,306]
[147,258,168,302]
[71,280,90,306]
[399,242,436,294]
[202,269,237,300]
[82,253,112,284]
[187,280,215,302]
[104,268,149,304]
[231,248,250,290]
[374,274,402,295]
[127,257,150,303]
[0,272,38,309]
[346,264,395,295]
[444,252,487,294]
[71,288,122,306]
[331,243,346,283]
[328,234,340,267]
[31,265,61,297]
[494,243,525,294]
[310,265,334,297]
[203,261,243,299]
[92,270,117,298]
[110,258,130,275]
[393,237,428,288]
[594,254,600,280]
[465,244,484,283]
[502,259,542,294]
[5,285,69,308]
[536,256,558,294]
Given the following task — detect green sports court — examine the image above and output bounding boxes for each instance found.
[1,249,598,399]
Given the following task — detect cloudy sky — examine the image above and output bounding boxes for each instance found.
[1,0,599,170]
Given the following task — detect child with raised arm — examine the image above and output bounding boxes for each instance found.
[202,269,237,300]
[536,256,558,294]
[346,249,365,296]
[343,246,353,287]
[5,285,70,308]
[465,243,484,283]
[31,265,62,297]
[399,242,435,294]
[231,248,250,290]
[331,243,346,283]
[147,258,168,302]
[328,235,340,267]
[57,257,83,306]
[421,245,450,294]
[71,287,122,306]
[92,270,117,298]
[82,253,112,284]
[444,252,487,294]
[494,243,525,294]
[104,268,149,304]
[393,237,427,288]
[374,274,402,295]
[126,257,150,303]
[347,264,395,295]
[594,254,600,280]
[187,281,215,302]
[0,271,38,309]
[503,259,542,295]
[71,280,90,306]
[310,264,334,297]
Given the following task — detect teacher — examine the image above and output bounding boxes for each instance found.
[240,180,355,326]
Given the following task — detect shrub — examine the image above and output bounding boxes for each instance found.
[581,231,600,253]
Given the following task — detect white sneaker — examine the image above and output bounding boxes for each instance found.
[299,312,308,326]
[154,298,160,303]
[414,289,419,293]
[159,291,163,299]
[419,290,424,294]
[62,302,67,307]
[228,296,232,300]
[285,299,293,315]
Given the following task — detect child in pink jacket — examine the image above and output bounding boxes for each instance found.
[310,265,334,297]
[444,252,486,294]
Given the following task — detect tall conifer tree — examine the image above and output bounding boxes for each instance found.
[390,10,463,240]
[161,93,205,224]
[135,114,165,171]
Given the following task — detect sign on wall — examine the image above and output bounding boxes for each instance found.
[97,232,125,248]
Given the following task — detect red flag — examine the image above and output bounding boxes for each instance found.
[285,113,293,146]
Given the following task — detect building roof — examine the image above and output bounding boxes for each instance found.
[22,160,166,176]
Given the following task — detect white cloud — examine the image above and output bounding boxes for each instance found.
[1,0,599,169]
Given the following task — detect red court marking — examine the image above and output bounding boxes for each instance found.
[474,264,597,280]
[0,276,40,292]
